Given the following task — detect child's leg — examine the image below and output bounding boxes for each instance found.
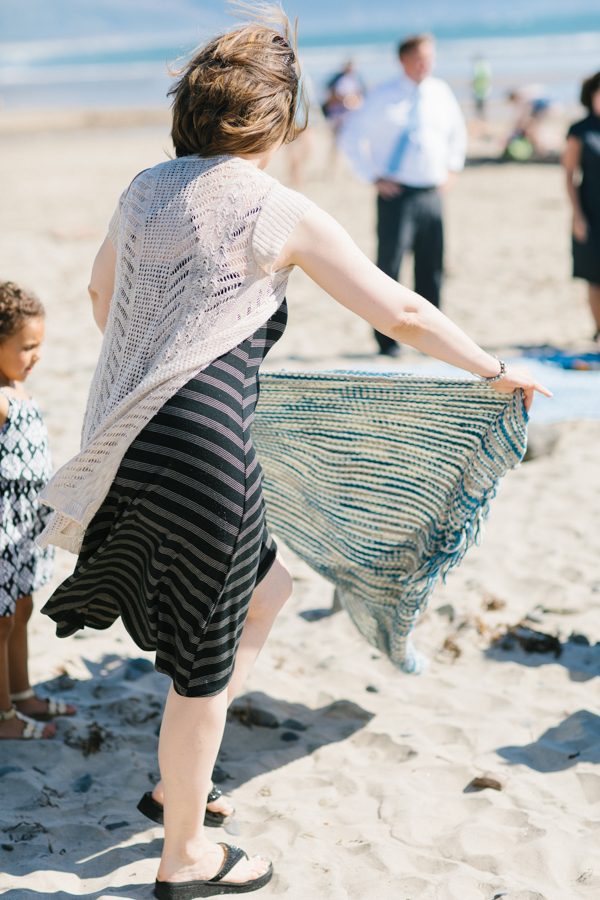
[0,612,15,713]
[7,594,32,695]
[0,609,54,737]
[8,595,73,722]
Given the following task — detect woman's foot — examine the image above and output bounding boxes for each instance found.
[156,841,271,886]
[207,791,234,819]
[152,782,235,819]
[12,689,76,721]
[0,707,56,739]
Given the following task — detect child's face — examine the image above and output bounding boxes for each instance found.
[0,316,45,384]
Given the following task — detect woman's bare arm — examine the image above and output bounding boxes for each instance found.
[562,136,587,242]
[275,206,551,412]
[88,236,117,333]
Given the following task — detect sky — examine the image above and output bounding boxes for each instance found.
[1,0,600,45]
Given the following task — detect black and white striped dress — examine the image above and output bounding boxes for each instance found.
[42,300,287,697]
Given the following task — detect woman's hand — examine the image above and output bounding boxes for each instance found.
[489,365,552,413]
[573,211,588,243]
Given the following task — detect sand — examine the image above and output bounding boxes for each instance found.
[1,117,600,900]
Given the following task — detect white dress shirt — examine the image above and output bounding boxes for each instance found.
[339,74,467,188]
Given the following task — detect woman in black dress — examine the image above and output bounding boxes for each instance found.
[41,7,549,897]
[563,71,600,341]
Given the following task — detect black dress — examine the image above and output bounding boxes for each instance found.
[42,301,287,697]
[568,113,600,284]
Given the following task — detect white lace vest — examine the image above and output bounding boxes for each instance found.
[39,155,312,553]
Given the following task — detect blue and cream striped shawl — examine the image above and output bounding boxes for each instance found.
[254,372,527,674]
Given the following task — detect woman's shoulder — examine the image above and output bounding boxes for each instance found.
[128,154,276,195]
[568,115,599,139]
[196,157,308,208]
[124,155,309,221]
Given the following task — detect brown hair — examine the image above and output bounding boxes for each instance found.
[581,71,600,111]
[0,282,45,342]
[398,33,434,58]
[169,4,307,159]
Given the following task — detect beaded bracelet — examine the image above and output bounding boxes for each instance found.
[475,357,506,384]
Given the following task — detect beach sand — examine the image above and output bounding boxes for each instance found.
[1,118,600,900]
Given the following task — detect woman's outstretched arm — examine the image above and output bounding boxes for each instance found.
[275,206,551,412]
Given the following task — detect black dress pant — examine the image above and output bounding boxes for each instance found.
[375,186,443,353]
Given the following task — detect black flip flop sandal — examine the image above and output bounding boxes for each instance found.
[137,786,234,828]
[154,842,273,898]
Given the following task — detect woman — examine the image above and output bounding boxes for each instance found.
[39,7,549,897]
[563,71,600,341]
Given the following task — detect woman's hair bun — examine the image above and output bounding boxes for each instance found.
[169,3,307,159]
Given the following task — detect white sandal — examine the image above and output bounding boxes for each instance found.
[0,705,53,740]
[10,687,76,720]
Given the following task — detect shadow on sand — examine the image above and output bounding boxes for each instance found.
[485,628,600,683]
[497,710,600,774]
[0,654,373,899]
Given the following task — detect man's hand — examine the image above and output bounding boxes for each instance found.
[437,172,458,194]
[375,179,403,199]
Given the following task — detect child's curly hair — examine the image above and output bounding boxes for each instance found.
[0,282,45,342]
[169,3,307,159]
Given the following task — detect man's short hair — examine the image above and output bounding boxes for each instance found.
[398,33,434,58]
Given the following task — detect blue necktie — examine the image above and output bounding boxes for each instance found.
[387,88,420,177]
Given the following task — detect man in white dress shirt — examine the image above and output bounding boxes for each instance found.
[339,34,467,355]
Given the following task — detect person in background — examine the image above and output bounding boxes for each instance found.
[339,34,467,356]
[472,55,492,123]
[322,60,365,175]
[506,84,551,159]
[322,60,365,134]
[563,71,600,342]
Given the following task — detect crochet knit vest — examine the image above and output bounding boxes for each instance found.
[38,155,312,553]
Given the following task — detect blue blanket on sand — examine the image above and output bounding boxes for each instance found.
[350,356,600,425]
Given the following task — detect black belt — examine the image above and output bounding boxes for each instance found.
[396,183,437,192]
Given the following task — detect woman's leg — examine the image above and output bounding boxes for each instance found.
[588,283,600,333]
[156,685,270,885]
[226,555,292,703]
[152,556,292,811]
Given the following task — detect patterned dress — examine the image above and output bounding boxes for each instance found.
[0,390,54,616]
[41,301,287,697]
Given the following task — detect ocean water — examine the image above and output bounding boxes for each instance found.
[0,1,599,111]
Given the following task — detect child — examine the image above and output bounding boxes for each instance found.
[0,282,75,739]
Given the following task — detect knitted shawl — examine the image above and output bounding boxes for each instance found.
[38,156,312,553]
[252,371,528,674]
